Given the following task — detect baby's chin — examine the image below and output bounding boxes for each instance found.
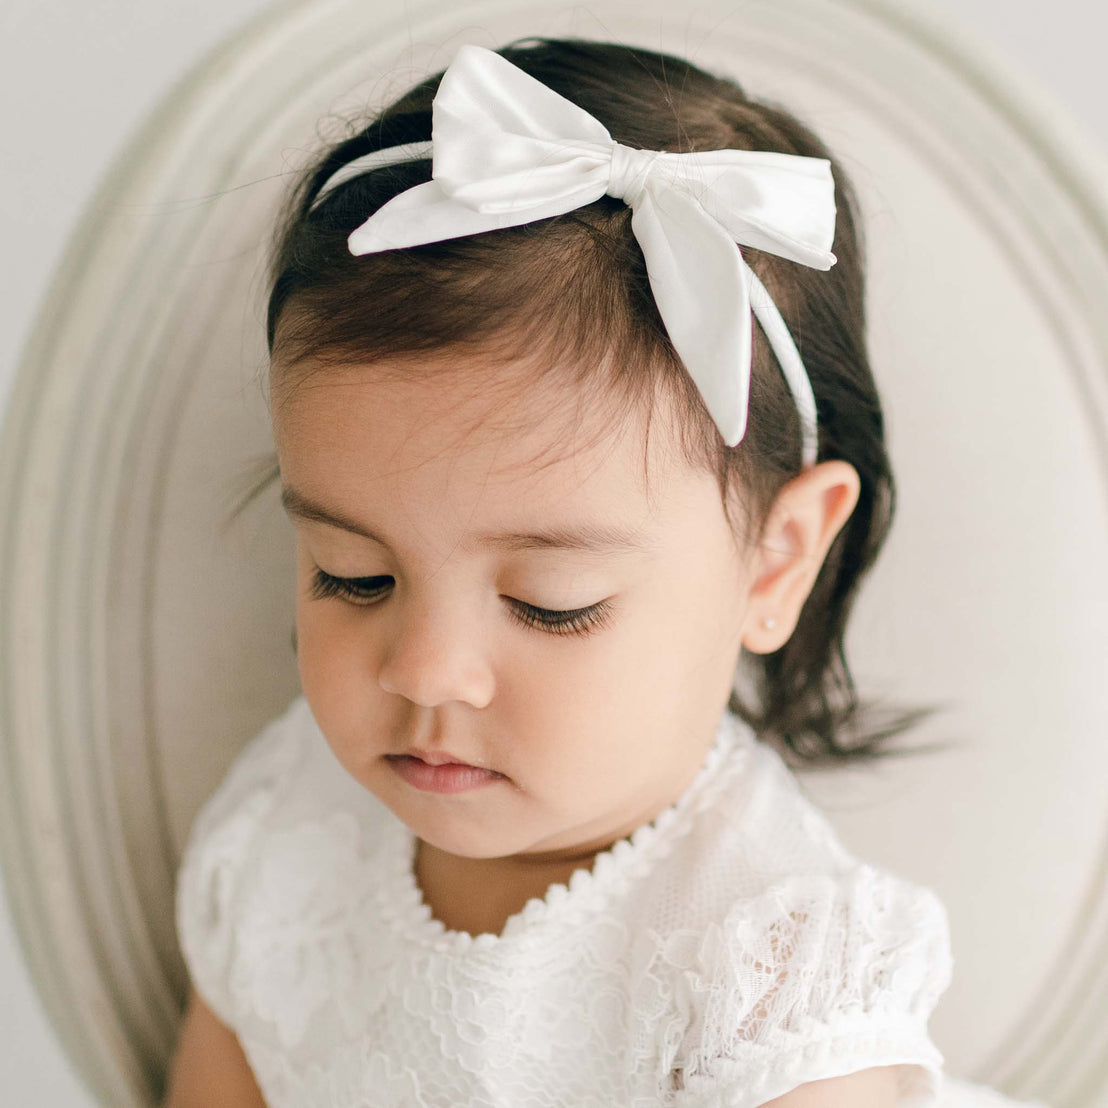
[413,823,551,864]
[398,799,606,868]
[374,765,532,854]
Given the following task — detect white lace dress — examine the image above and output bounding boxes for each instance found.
[175,695,1049,1108]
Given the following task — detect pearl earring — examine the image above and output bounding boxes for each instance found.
[762,616,777,630]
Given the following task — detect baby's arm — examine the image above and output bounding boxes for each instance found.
[162,985,268,1108]
[758,1065,900,1106]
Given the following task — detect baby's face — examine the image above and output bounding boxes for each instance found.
[271,355,757,863]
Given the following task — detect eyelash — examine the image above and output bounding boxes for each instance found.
[308,570,614,637]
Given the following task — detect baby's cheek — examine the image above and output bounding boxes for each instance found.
[295,607,365,719]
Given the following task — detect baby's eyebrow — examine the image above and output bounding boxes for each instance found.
[280,484,655,555]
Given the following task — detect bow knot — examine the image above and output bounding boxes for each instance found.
[607,143,663,207]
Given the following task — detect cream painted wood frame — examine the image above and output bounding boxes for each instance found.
[1,0,1106,1104]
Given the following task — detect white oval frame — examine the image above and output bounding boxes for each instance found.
[1,0,1106,1105]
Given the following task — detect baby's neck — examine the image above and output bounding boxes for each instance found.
[414,838,599,939]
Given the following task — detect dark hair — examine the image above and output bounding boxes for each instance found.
[238,34,953,770]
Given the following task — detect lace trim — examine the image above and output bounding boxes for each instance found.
[671,1031,943,1107]
[374,710,756,954]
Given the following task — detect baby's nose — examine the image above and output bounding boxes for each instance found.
[375,597,495,710]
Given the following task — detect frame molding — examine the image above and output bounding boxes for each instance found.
[0,0,1105,1103]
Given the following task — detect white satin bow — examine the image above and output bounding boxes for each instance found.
[309,43,838,463]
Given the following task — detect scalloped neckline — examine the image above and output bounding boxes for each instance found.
[375,708,752,955]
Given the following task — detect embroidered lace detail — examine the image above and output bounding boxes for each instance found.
[246,1038,436,1108]
[230,810,397,1050]
[662,866,953,1104]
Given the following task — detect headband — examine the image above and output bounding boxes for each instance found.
[308,43,838,466]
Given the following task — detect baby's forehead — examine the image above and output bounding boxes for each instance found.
[271,358,746,569]
[271,354,690,507]
[274,346,609,426]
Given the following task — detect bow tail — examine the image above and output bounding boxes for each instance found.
[630,186,754,448]
[346,178,580,255]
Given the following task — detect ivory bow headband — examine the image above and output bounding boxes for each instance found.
[309,43,838,466]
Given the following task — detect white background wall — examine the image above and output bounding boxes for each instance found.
[1,1,1105,1104]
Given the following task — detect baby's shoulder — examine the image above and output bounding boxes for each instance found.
[631,720,951,1004]
[176,694,390,862]
[635,726,954,1101]
[174,694,370,1027]
[666,720,861,894]
[660,723,951,946]
[178,696,313,861]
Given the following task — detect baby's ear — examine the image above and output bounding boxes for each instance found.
[740,460,860,653]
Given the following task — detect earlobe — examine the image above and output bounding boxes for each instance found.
[740,461,860,654]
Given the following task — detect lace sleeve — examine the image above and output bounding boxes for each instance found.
[667,864,953,1108]
[174,698,306,1029]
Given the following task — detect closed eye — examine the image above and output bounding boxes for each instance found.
[307,569,613,637]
